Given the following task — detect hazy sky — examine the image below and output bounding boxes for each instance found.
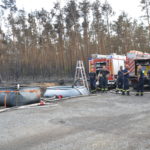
[16,0,143,19]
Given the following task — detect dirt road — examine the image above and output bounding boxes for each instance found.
[0,93,150,150]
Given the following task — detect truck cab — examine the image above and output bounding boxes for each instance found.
[135,58,150,86]
[130,58,150,89]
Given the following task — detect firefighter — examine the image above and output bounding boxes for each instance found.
[98,66,109,92]
[147,69,150,88]
[89,68,96,93]
[122,65,130,95]
[116,66,123,93]
[148,69,150,87]
[147,69,150,78]
[136,65,144,96]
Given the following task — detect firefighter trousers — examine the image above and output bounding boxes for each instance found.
[99,77,108,91]
[123,78,129,92]
[90,79,96,92]
[117,78,123,91]
[98,77,103,90]
[103,77,108,90]
[137,79,144,93]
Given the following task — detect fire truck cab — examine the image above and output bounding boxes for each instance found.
[130,58,150,89]
[89,53,126,86]
[126,50,150,89]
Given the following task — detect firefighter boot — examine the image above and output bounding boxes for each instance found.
[116,88,119,94]
[101,88,104,93]
[91,89,96,94]
[127,91,130,96]
[104,88,108,93]
[91,90,94,94]
[140,92,143,96]
[136,92,139,96]
[122,91,125,95]
[97,87,101,92]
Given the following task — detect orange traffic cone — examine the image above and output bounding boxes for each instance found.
[58,95,63,99]
[39,100,45,106]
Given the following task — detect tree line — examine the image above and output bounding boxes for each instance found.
[0,0,150,81]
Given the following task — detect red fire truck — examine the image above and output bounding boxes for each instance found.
[89,53,126,86]
[89,51,150,88]
[126,50,150,88]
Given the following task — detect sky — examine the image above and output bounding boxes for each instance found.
[15,0,144,20]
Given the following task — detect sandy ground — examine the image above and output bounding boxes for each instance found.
[0,92,150,150]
